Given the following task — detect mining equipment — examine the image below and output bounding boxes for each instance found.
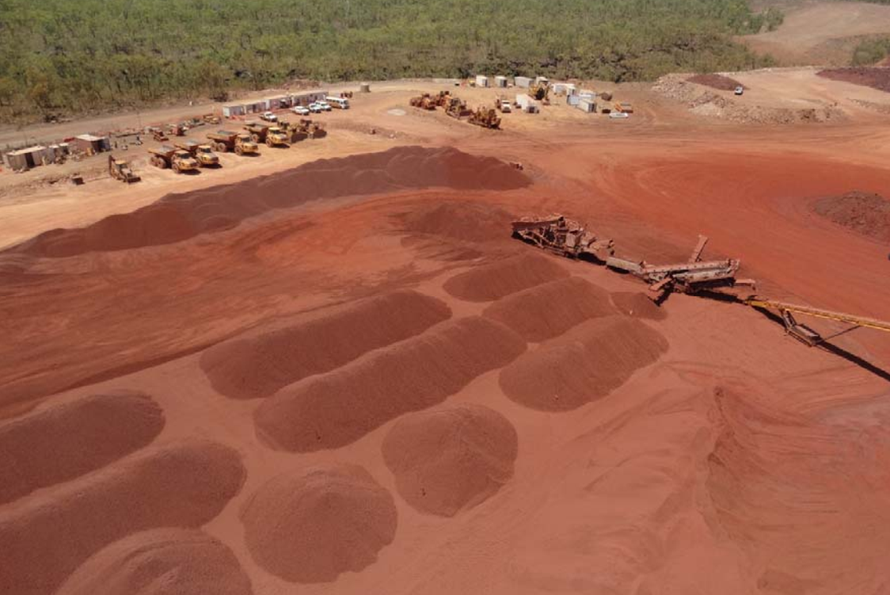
[166,123,186,137]
[175,141,220,167]
[468,106,502,129]
[244,122,289,147]
[148,145,199,173]
[409,93,437,110]
[512,215,614,261]
[445,97,472,119]
[107,154,140,183]
[528,81,550,102]
[606,235,755,299]
[614,102,634,113]
[744,298,890,347]
[206,130,258,155]
[151,128,169,142]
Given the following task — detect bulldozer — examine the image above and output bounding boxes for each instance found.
[409,93,437,110]
[148,145,199,173]
[468,106,501,129]
[175,141,220,167]
[206,130,259,156]
[108,154,140,184]
[445,96,472,119]
[244,122,289,147]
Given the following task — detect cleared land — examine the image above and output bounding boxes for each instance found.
[743,1,890,65]
[1,73,890,595]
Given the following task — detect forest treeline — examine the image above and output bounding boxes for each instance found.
[0,0,782,123]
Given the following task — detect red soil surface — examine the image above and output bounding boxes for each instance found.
[443,252,569,302]
[255,316,526,452]
[382,404,518,517]
[812,191,890,242]
[499,316,668,411]
[707,384,890,594]
[817,67,890,92]
[688,73,745,91]
[0,439,244,595]
[610,292,667,320]
[56,529,253,595]
[241,464,396,584]
[399,200,514,243]
[201,290,451,400]
[0,391,163,505]
[482,276,617,342]
[9,146,529,258]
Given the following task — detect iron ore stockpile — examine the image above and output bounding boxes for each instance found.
[2,126,890,595]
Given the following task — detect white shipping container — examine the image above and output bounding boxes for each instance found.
[495,75,508,88]
[577,99,596,113]
[514,76,532,88]
[475,75,489,87]
[516,94,538,113]
[567,94,581,106]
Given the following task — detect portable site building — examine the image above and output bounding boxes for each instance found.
[514,76,532,88]
[5,146,50,171]
[475,75,489,88]
[577,99,596,113]
[516,94,538,113]
[494,76,508,88]
[222,104,246,118]
[290,90,329,106]
[567,94,581,107]
[72,134,110,155]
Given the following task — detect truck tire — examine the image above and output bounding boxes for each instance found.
[173,163,181,173]
[251,134,260,143]
[235,145,243,156]
[215,142,227,152]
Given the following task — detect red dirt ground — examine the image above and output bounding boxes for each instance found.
[812,191,890,242]
[688,73,746,91]
[817,67,890,92]
[2,118,890,595]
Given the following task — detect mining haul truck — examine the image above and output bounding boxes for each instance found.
[148,146,199,173]
[244,122,289,147]
[175,141,220,167]
[206,130,258,156]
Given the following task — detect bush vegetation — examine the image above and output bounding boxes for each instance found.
[0,0,779,122]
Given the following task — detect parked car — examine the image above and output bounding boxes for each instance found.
[734,86,744,96]
[292,105,310,116]
[308,103,323,113]
[316,101,332,112]
[609,111,629,119]
[261,111,278,122]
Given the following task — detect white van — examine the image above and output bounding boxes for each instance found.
[325,96,350,109]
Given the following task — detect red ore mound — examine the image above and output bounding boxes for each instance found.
[0,391,164,506]
[399,200,514,243]
[687,73,745,91]
[610,292,667,321]
[10,146,529,258]
[443,252,569,302]
[812,191,890,243]
[56,528,253,595]
[483,277,617,342]
[382,404,518,516]
[241,463,396,584]
[499,316,668,411]
[201,290,451,400]
[0,439,245,595]
[254,316,526,452]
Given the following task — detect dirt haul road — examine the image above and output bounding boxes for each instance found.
[1,81,890,595]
